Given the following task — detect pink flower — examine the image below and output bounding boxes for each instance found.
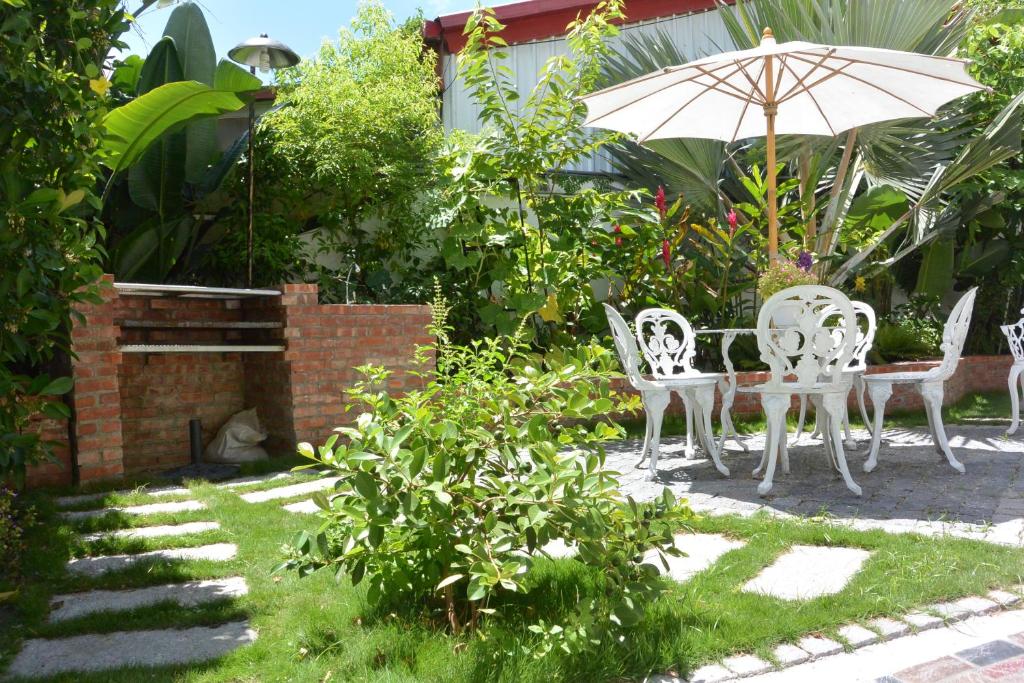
[727,209,737,236]
[662,239,671,268]
[655,186,667,218]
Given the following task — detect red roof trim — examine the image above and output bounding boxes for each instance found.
[424,0,728,53]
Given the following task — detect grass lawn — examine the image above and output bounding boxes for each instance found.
[2,394,1023,682]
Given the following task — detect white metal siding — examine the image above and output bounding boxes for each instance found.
[440,8,735,174]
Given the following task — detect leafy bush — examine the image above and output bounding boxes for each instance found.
[279,292,692,652]
[0,487,36,593]
[257,0,444,299]
[0,0,132,485]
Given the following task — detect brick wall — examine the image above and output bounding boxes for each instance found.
[243,285,433,452]
[24,278,432,488]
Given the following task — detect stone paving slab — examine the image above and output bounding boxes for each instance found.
[869,617,911,641]
[742,545,870,600]
[605,426,1024,548]
[796,635,842,658]
[48,577,248,622]
[239,477,339,503]
[216,472,295,489]
[54,487,191,508]
[838,624,879,647]
[66,543,237,577]
[283,499,319,514]
[687,664,734,682]
[743,608,1024,682]
[722,654,771,676]
[772,643,810,666]
[4,620,256,678]
[59,499,206,521]
[646,533,746,583]
[81,521,220,542]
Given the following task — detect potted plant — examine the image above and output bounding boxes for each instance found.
[757,252,818,325]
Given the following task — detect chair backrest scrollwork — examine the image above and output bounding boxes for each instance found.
[1000,306,1024,363]
[634,308,699,378]
[603,304,657,392]
[756,285,858,390]
[925,287,978,381]
[817,300,877,374]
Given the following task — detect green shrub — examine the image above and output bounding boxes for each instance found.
[0,0,131,485]
[0,487,36,593]
[279,293,692,653]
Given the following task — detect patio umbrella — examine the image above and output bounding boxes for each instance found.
[580,28,986,260]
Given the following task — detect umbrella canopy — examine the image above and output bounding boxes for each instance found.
[581,28,986,259]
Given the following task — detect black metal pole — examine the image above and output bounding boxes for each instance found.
[189,418,203,465]
[246,65,256,288]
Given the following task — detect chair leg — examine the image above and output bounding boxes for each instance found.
[824,393,863,496]
[718,378,749,453]
[920,381,965,474]
[693,385,729,477]
[635,403,653,469]
[1008,365,1024,436]
[864,381,893,473]
[842,400,857,451]
[758,394,789,497]
[814,395,836,470]
[680,391,696,458]
[855,374,870,435]
[791,394,807,447]
[645,390,671,481]
[921,393,944,457]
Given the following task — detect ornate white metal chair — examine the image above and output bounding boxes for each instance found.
[792,300,877,448]
[603,305,728,481]
[1000,309,1024,436]
[863,287,978,474]
[634,308,726,460]
[739,286,861,497]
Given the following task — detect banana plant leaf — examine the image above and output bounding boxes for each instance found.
[102,60,261,174]
[163,1,218,183]
[128,37,185,213]
[914,237,955,298]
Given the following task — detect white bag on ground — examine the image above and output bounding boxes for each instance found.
[204,408,269,463]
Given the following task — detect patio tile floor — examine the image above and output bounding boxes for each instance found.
[606,425,1024,547]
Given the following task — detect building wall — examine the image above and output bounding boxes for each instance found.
[439,6,734,174]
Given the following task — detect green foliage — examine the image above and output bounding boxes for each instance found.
[258,0,443,299]
[0,486,36,592]
[437,1,656,342]
[871,295,944,362]
[0,0,134,485]
[279,292,692,648]
[100,1,267,284]
[102,61,261,174]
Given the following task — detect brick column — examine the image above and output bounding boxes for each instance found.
[70,275,124,482]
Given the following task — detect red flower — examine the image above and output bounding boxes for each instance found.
[727,209,737,236]
[613,224,622,247]
[613,224,621,233]
[615,236,623,247]
[655,186,667,218]
[662,239,671,268]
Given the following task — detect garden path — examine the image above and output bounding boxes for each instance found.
[0,471,309,679]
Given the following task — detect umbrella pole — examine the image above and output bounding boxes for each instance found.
[764,45,778,261]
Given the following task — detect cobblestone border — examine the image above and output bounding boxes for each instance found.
[673,586,1024,682]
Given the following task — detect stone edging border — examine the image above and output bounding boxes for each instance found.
[672,586,1024,682]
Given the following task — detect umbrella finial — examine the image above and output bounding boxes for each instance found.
[761,26,776,45]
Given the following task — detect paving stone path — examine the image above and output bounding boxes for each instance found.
[743,545,871,600]
[239,476,339,503]
[66,542,238,577]
[48,577,249,623]
[81,520,220,541]
[5,621,257,679]
[607,425,1024,547]
[59,499,206,521]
